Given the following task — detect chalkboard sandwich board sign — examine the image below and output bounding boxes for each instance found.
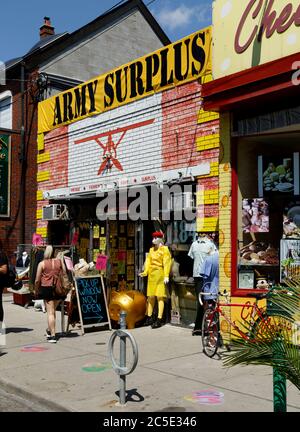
[75,275,111,334]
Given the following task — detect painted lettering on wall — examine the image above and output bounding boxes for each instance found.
[235,0,300,54]
[53,80,99,127]
[38,28,212,133]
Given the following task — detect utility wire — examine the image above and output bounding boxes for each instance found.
[146,0,158,6]
[0,87,32,110]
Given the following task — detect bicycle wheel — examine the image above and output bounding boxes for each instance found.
[201,307,220,358]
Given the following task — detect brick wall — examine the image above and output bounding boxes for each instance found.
[0,71,38,259]
[37,80,220,238]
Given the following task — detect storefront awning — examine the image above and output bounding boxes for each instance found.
[202,52,300,113]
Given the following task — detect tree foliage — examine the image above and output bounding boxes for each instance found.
[222,281,300,391]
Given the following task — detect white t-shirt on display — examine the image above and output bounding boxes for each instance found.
[188,237,216,277]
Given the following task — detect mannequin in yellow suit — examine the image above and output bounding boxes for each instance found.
[139,231,172,329]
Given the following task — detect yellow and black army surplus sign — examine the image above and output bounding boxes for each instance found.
[38,27,212,134]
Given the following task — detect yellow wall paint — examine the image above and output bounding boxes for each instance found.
[196,134,220,151]
[196,189,219,205]
[218,112,232,338]
[213,0,300,79]
[197,108,219,124]
[36,227,47,238]
[37,171,50,182]
[36,190,44,201]
[36,209,42,220]
[37,151,50,164]
[196,217,218,232]
[37,133,44,151]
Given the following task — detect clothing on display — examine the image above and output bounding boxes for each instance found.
[188,235,217,335]
[200,251,219,301]
[188,235,216,277]
[16,252,30,268]
[139,231,172,329]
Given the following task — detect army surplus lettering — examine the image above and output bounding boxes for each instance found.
[53,80,98,126]
[104,31,207,108]
[47,29,211,130]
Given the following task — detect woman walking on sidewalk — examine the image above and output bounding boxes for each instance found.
[34,245,66,343]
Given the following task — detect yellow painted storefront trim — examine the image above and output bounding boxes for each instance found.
[217,112,232,343]
[36,190,44,201]
[198,161,218,178]
[36,227,47,238]
[196,217,218,232]
[197,108,219,124]
[196,134,220,152]
[197,189,219,205]
[218,113,231,291]
[37,133,44,151]
[36,209,42,220]
[37,171,50,182]
[37,151,50,164]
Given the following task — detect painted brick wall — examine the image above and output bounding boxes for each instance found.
[218,112,232,341]
[162,81,207,170]
[195,99,220,233]
[36,126,69,235]
[37,81,220,238]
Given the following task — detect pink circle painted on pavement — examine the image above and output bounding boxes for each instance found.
[21,346,49,352]
[184,389,224,405]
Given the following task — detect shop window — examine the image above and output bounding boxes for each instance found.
[0,91,12,129]
[233,135,300,296]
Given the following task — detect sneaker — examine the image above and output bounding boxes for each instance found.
[45,329,51,339]
[47,336,57,343]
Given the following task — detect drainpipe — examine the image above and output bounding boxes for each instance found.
[19,61,26,245]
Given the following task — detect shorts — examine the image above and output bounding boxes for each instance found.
[39,286,64,301]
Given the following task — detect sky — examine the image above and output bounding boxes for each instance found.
[0,0,212,62]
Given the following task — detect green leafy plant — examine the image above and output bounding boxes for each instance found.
[281,258,295,267]
[222,282,300,391]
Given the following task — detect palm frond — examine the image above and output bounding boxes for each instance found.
[222,283,300,391]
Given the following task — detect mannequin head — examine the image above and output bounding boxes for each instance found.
[152,231,164,246]
[22,251,28,258]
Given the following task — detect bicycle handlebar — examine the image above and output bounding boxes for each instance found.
[198,288,295,306]
[198,290,229,305]
[198,290,229,297]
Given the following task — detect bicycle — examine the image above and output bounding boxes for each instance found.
[200,290,272,358]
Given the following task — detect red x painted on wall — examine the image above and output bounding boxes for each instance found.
[74,118,155,175]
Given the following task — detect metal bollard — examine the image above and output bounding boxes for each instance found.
[108,311,138,406]
[119,311,127,405]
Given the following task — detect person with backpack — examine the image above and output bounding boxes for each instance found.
[34,245,66,343]
[0,244,9,329]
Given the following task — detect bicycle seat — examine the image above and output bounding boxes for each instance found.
[247,292,268,300]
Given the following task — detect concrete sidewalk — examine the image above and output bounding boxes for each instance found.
[0,293,299,412]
